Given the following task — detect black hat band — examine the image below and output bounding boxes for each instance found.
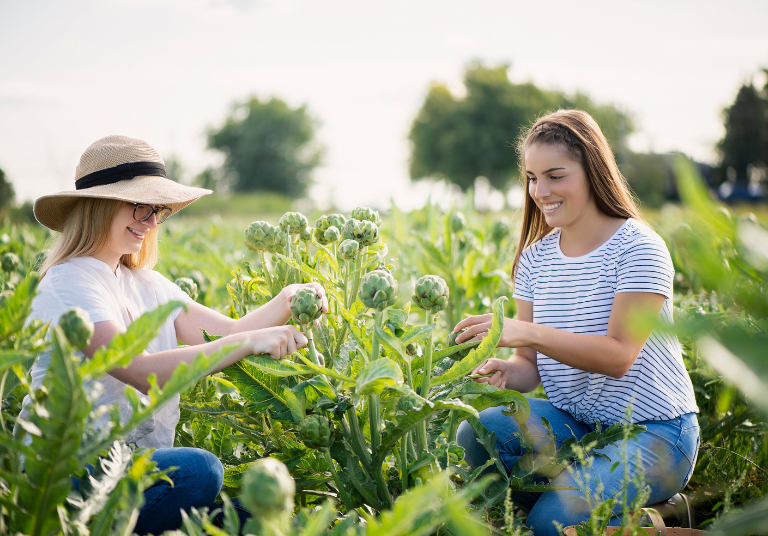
[75,162,167,190]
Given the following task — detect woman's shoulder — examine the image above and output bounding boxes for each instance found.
[520,230,560,261]
[616,219,669,255]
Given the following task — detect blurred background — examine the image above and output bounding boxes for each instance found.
[1,0,767,220]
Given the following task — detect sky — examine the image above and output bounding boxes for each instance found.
[1,0,767,211]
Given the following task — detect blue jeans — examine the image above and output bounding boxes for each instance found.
[134,447,226,535]
[457,399,700,536]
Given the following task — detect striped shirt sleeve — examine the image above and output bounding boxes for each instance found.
[616,233,674,299]
[513,247,534,302]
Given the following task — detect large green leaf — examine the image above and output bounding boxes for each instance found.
[355,358,404,396]
[242,355,316,377]
[0,272,40,342]
[220,357,292,419]
[431,296,506,386]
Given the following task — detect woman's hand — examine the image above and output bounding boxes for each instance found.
[471,358,514,389]
[280,283,329,324]
[453,314,532,348]
[245,325,308,360]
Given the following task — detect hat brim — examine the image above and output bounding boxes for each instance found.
[34,175,212,231]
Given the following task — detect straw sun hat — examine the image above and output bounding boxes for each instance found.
[34,135,212,231]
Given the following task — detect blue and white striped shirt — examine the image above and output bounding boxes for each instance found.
[514,218,698,424]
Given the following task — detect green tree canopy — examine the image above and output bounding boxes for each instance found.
[207,96,323,196]
[408,62,633,191]
[717,79,768,185]
[0,167,15,215]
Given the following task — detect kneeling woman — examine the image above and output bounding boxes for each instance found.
[21,136,325,535]
[454,111,699,536]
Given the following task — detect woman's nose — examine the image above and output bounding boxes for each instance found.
[532,180,550,199]
[144,213,159,228]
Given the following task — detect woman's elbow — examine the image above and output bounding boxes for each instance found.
[609,355,638,379]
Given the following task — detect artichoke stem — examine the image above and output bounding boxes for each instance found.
[368,314,383,459]
[349,253,363,309]
[399,436,408,492]
[373,459,393,509]
[259,251,275,296]
[302,326,321,366]
[417,311,436,453]
[322,448,353,507]
[447,410,460,444]
[345,408,372,473]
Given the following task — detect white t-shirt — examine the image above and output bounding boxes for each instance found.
[19,256,190,449]
[514,218,698,424]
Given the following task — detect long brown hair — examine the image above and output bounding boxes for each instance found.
[512,109,644,276]
[40,198,159,277]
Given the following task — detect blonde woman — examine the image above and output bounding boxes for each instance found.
[20,136,326,534]
[454,111,700,535]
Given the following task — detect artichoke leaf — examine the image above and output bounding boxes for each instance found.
[244,355,316,377]
[432,339,481,362]
[354,358,404,396]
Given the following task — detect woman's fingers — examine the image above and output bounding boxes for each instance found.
[290,326,308,348]
[456,322,492,343]
[454,313,493,333]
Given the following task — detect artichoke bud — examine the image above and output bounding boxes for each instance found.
[1,252,19,273]
[491,219,511,244]
[174,277,199,301]
[355,220,379,247]
[405,341,419,356]
[244,221,276,253]
[58,307,94,350]
[412,275,450,314]
[396,395,424,414]
[359,270,398,311]
[327,213,346,229]
[338,239,359,261]
[323,226,341,245]
[298,414,334,449]
[279,212,308,235]
[240,457,296,519]
[450,212,466,233]
[340,218,361,242]
[290,288,323,326]
[447,329,471,360]
[300,225,312,242]
[267,230,288,254]
[350,207,381,226]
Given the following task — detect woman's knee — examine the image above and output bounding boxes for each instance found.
[457,420,489,469]
[159,447,224,505]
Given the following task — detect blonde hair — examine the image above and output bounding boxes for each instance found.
[39,198,159,277]
[513,109,644,276]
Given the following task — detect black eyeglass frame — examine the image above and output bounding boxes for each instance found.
[132,203,172,224]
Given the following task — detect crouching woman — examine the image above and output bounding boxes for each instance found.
[454,111,700,536]
[19,135,326,535]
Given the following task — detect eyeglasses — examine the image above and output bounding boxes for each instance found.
[132,203,172,224]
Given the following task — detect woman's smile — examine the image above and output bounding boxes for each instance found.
[127,226,147,240]
[541,201,563,214]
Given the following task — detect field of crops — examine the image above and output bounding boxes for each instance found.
[1,161,767,536]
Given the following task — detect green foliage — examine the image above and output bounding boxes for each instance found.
[0,167,14,216]
[408,61,633,191]
[207,96,323,196]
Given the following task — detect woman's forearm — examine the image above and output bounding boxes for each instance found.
[226,293,291,335]
[522,323,635,379]
[108,333,250,394]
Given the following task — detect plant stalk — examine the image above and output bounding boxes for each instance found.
[344,408,372,473]
[417,311,436,453]
[368,313,384,457]
[322,448,353,507]
[258,251,274,296]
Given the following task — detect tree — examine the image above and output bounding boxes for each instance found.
[0,167,15,216]
[207,96,323,196]
[717,80,768,187]
[408,62,633,191]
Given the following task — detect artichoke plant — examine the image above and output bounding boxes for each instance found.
[1,252,19,273]
[267,229,288,254]
[340,218,361,242]
[314,214,347,245]
[450,212,466,233]
[412,275,450,314]
[355,220,380,247]
[447,329,471,360]
[338,239,359,261]
[240,457,295,524]
[174,277,199,302]
[359,270,398,311]
[323,226,341,245]
[290,288,323,326]
[300,225,312,243]
[278,212,308,235]
[351,206,381,226]
[491,218,511,244]
[244,221,278,253]
[58,307,94,350]
[298,414,334,449]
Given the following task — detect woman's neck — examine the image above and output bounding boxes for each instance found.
[91,250,121,275]
[559,205,627,258]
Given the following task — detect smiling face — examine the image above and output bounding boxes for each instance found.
[524,142,597,229]
[96,202,158,269]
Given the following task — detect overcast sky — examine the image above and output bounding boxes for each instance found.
[1,0,767,211]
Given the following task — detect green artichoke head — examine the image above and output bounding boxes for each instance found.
[338,239,359,261]
[340,218,361,242]
[300,225,312,242]
[405,341,419,356]
[267,229,288,254]
[174,277,199,302]
[58,307,94,350]
[290,287,323,326]
[240,457,295,519]
[298,414,334,449]
[278,212,308,235]
[1,252,19,273]
[323,226,341,245]
[244,221,277,253]
[350,207,381,226]
[447,329,471,360]
[355,220,379,247]
[359,269,398,311]
[412,275,450,314]
[450,212,466,233]
[327,213,346,229]
[491,219,511,244]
